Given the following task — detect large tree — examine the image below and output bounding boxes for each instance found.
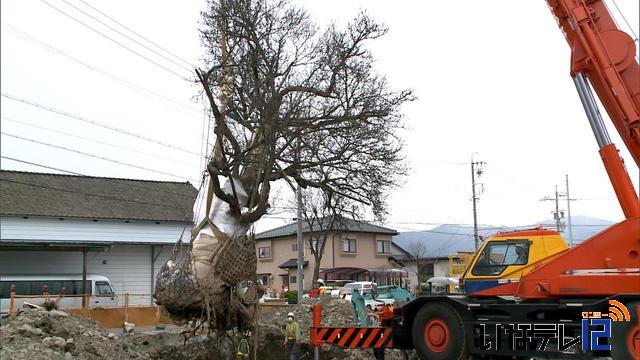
[155,0,412,332]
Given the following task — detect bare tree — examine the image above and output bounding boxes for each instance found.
[155,0,412,332]
[296,188,358,287]
[407,239,428,292]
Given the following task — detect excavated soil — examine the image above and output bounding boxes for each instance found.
[0,297,415,359]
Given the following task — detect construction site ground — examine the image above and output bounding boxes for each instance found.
[0,296,417,359]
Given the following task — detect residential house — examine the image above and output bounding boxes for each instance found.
[0,170,197,306]
[254,217,411,295]
[392,251,474,293]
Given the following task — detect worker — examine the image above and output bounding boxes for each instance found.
[514,245,528,264]
[236,335,250,359]
[284,312,301,360]
[367,313,385,360]
[317,279,326,296]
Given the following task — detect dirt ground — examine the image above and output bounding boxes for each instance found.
[0,297,416,359]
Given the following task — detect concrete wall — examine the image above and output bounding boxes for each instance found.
[256,232,395,293]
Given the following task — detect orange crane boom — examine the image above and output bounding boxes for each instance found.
[547,0,639,218]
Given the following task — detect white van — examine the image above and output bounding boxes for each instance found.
[0,274,117,314]
[339,281,376,300]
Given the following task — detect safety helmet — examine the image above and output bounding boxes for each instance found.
[287,312,295,318]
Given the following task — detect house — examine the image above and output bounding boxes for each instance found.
[392,251,474,293]
[254,217,411,294]
[0,170,197,305]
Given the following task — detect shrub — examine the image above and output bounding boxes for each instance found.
[284,291,298,304]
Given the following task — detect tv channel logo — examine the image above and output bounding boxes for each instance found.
[581,300,631,352]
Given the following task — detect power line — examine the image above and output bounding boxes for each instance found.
[1,22,201,117]
[609,0,639,41]
[1,93,201,156]
[1,156,84,175]
[59,0,193,73]
[2,131,197,182]
[39,0,189,80]
[2,117,199,167]
[77,0,195,68]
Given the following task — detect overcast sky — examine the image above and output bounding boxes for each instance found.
[1,0,638,233]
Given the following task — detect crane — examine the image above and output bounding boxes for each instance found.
[310,1,640,358]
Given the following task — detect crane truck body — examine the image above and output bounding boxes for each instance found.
[311,0,640,358]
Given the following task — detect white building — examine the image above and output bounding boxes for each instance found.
[0,170,196,305]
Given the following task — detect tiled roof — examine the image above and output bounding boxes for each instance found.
[256,216,397,240]
[0,170,198,222]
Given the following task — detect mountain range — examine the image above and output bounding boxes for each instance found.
[392,215,615,257]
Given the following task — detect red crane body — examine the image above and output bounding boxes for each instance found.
[503,0,640,299]
[311,2,640,358]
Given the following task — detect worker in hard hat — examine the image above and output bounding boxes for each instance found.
[317,279,326,296]
[236,331,250,359]
[284,312,301,360]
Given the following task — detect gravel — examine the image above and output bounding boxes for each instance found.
[1,297,415,359]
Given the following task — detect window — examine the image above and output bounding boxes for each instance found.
[342,239,357,253]
[74,280,92,295]
[258,246,271,259]
[472,241,530,276]
[95,282,114,296]
[0,280,92,296]
[290,275,297,284]
[31,281,63,295]
[258,275,269,286]
[376,240,391,254]
[62,280,79,295]
[291,242,297,252]
[0,281,19,299]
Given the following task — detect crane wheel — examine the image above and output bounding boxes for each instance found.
[610,301,639,360]
[411,301,469,360]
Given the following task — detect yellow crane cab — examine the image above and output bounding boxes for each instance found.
[461,227,569,295]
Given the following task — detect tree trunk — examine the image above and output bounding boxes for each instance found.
[310,235,328,287]
[312,253,321,286]
[154,177,262,331]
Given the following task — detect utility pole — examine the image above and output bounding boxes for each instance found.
[565,174,574,246]
[540,186,565,232]
[296,185,304,304]
[470,155,486,251]
[554,185,562,231]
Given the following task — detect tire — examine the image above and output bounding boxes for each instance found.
[411,301,469,360]
[610,301,639,360]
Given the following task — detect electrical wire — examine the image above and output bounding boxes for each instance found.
[2,117,199,167]
[1,93,201,156]
[39,0,189,80]
[2,131,197,182]
[1,156,84,175]
[609,0,639,40]
[0,23,201,117]
[76,0,195,68]
[59,0,193,73]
